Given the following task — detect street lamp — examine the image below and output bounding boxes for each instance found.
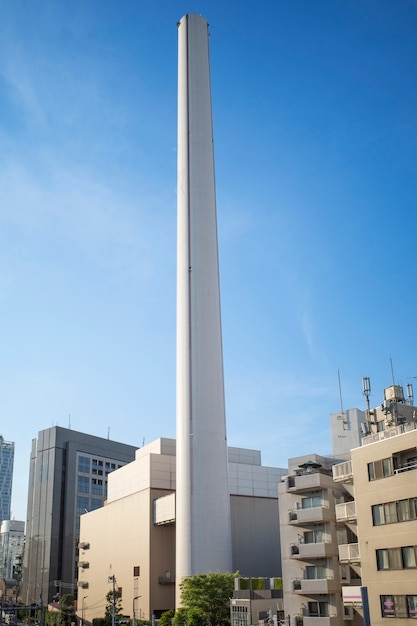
[132,596,141,626]
[82,596,88,626]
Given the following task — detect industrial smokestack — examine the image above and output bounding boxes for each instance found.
[175,13,233,605]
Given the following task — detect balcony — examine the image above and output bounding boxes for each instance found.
[298,542,337,559]
[293,579,339,594]
[286,471,333,493]
[338,543,360,563]
[303,617,338,626]
[289,504,332,525]
[332,460,352,482]
[335,501,356,522]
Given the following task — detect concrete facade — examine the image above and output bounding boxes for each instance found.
[279,384,417,626]
[0,436,14,524]
[77,438,286,622]
[0,519,24,581]
[338,423,417,626]
[22,426,137,604]
[176,12,232,598]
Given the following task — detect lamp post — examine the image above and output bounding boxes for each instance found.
[132,596,141,626]
[82,596,88,626]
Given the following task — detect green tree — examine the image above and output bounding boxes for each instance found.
[159,609,175,626]
[178,572,235,626]
[104,589,123,626]
[59,594,76,626]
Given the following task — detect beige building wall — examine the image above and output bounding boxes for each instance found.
[78,440,176,623]
[351,427,417,626]
[278,454,357,626]
[78,438,286,623]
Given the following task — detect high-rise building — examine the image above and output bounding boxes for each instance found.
[0,436,15,524]
[0,519,25,581]
[22,426,137,604]
[176,13,232,600]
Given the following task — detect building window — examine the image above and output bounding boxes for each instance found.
[308,601,328,617]
[402,546,417,569]
[77,476,90,494]
[301,492,322,509]
[91,482,103,496]
[77,496,89,515]
[368,458,394,481]
[305,564,326,580]
[377,546,417,570]
[372,498,417,526]
[304,526,325,544]
[381,596,417,619]
[91,498,102,510]
[78,456,91,474]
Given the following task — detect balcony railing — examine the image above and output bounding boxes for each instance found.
[332,460,352,482]
[335,500,356,522]
[338,543,360,563]
[289,503,332,524]
[362,421,417,446]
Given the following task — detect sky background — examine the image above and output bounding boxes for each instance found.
[1,0,417,521]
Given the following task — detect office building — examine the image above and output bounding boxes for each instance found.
[0,519,25,581]
[176,13,232,601]
[22,426,137,604]
[77,438,286,623]
[0,436,15,524]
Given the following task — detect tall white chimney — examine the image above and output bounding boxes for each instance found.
[175,13,233,605]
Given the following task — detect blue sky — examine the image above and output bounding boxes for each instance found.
[1,1,417,521]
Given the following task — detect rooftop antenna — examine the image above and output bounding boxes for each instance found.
[407,383,414,406]
[68,414,71,429]
[390,356,395,386]
[107,427,110,440]
[362,377,371,413]
[337,369,344,414]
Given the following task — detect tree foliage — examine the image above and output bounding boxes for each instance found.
[104,589,123,626]
[159,609,175,626]
[178,572,235,626]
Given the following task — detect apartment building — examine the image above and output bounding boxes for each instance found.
[278,453,359,626]
[279,383,417,626]
[334,385,417,626]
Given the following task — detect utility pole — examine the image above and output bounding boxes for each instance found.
[107,576,117,626]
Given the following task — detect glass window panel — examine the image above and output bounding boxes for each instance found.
[77,476,89,494]
[394,596,408,618]
[381,596,395,617]
[407,596,417,618]
[384,502,398,524]
[402,547,417,569]
[78,456,90,473]
[398,499,410,522]
[410,498,417,519]
[377,549,389,570]
[373,504,384,525]
[389,548,402,569]
[382,458,394,477]
[368,462,375,481]
[77,496,89,515]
